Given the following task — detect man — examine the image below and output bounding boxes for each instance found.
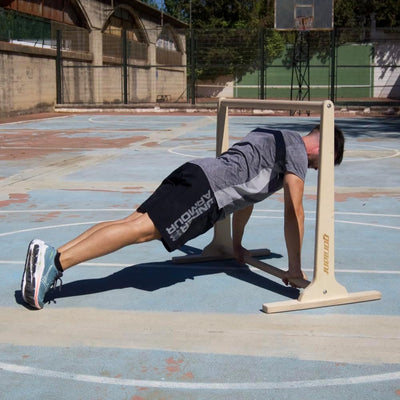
[21,124,344,309]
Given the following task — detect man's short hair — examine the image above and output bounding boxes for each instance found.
[313,125,345,165]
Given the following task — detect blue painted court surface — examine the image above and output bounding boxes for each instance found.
[0,113,399,399]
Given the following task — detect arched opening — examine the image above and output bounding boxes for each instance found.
[0,0,88,27]
[0,0,89,51]
[103,6,148,61]
[156,24,184,65]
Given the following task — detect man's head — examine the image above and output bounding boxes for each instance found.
[304,125,345,169]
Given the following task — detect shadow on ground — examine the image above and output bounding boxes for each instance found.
[15,248,300,307]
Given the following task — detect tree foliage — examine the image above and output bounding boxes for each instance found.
[334,0,400,28]
[164,0,284,80]
[164,0,273,29]
[162,0,399,81]
[164,0,400,29]
[140,0,161,9]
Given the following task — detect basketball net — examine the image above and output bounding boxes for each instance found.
[294,16,314,31]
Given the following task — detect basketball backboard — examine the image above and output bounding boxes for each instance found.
[275,0,334,31]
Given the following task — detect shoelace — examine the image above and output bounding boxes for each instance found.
[46,272,63,305]
[51,272,63,292]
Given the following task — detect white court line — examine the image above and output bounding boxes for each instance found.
[334,211,400,218]
[335,219,400,230]
[0,362,399,390]
[1,217,398,238]
[252,216,400,230]
[255,209,400,218]
[0,260,131,267]
[1,209,399,218]
[1,260,399,275]
[0,209,399,238]
[0,146,92,151]
[88,115,215,127]
[0,209,134,213]
[88,116,148,126]
[0,115,69,126]
[168,144,215,158]
[0,221,103,237]
[344,143,400,162]
[168,139,400,162]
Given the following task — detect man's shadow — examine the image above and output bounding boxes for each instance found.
[15,245,300,307]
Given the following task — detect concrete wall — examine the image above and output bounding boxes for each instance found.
[0,42,99,116]
[0,0,187,117]
[373,41,400,99]
[0,43,57,117]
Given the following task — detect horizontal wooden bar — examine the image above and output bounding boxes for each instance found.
[172,248,270,264]
[244,256,310,289]
[219,98,329,112]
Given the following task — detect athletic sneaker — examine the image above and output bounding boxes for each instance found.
[21,239,63,309]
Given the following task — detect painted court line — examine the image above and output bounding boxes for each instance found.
[1,210,399,238]
[0,362,399,390]
[344,143,400,162]
[1,260,399,275]
[0,146,93,151]
[1,208,399,218]
[0,209,134,213]
[335,219,400,230]
[168,144,214,158]
[252,216,400,230]
[0,221,103,237]
[0,115,69,126]
[256,209,400,218]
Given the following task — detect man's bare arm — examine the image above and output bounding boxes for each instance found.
[283,172,307,286]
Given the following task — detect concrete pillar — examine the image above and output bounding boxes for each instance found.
[89,29,103,103]
[148,42,157,102]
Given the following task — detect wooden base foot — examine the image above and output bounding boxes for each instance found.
[263,290,382,313]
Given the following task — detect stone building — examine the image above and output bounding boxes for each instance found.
[0,0,188,117]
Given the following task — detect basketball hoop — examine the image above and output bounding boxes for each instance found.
[274,0,333,31]
[294,16,314,31]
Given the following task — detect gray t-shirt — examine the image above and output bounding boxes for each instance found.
[190,128,307,217]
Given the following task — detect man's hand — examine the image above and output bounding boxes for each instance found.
[282,269,308,288]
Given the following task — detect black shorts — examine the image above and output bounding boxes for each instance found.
[137,163,222,252]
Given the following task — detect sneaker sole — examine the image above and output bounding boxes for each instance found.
[21,242,30,302]
[21,239,46,309]
[21,240,37,305]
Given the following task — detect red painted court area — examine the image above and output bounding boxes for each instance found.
[0,112,399,399]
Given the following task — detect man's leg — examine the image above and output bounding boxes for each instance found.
[21,212,161,309]
[59,212,161,270]
[58,211,143,253]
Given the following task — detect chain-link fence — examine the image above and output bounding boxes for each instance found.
[190,28,400,103]
[1,5,399,105]
[55,26,399,105]
[55,26,187,104]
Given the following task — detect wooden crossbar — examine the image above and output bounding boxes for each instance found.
[243,256,310,289]
[172,98,382,313]
[211,98,324,112]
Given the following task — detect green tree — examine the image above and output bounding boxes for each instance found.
[334,0,400,28]
[164,0,399,82]
[164,0,272,29]
[165,0,284,81]
[164,0,399,31]
[140,0,161,9]
[373,0,400,27]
